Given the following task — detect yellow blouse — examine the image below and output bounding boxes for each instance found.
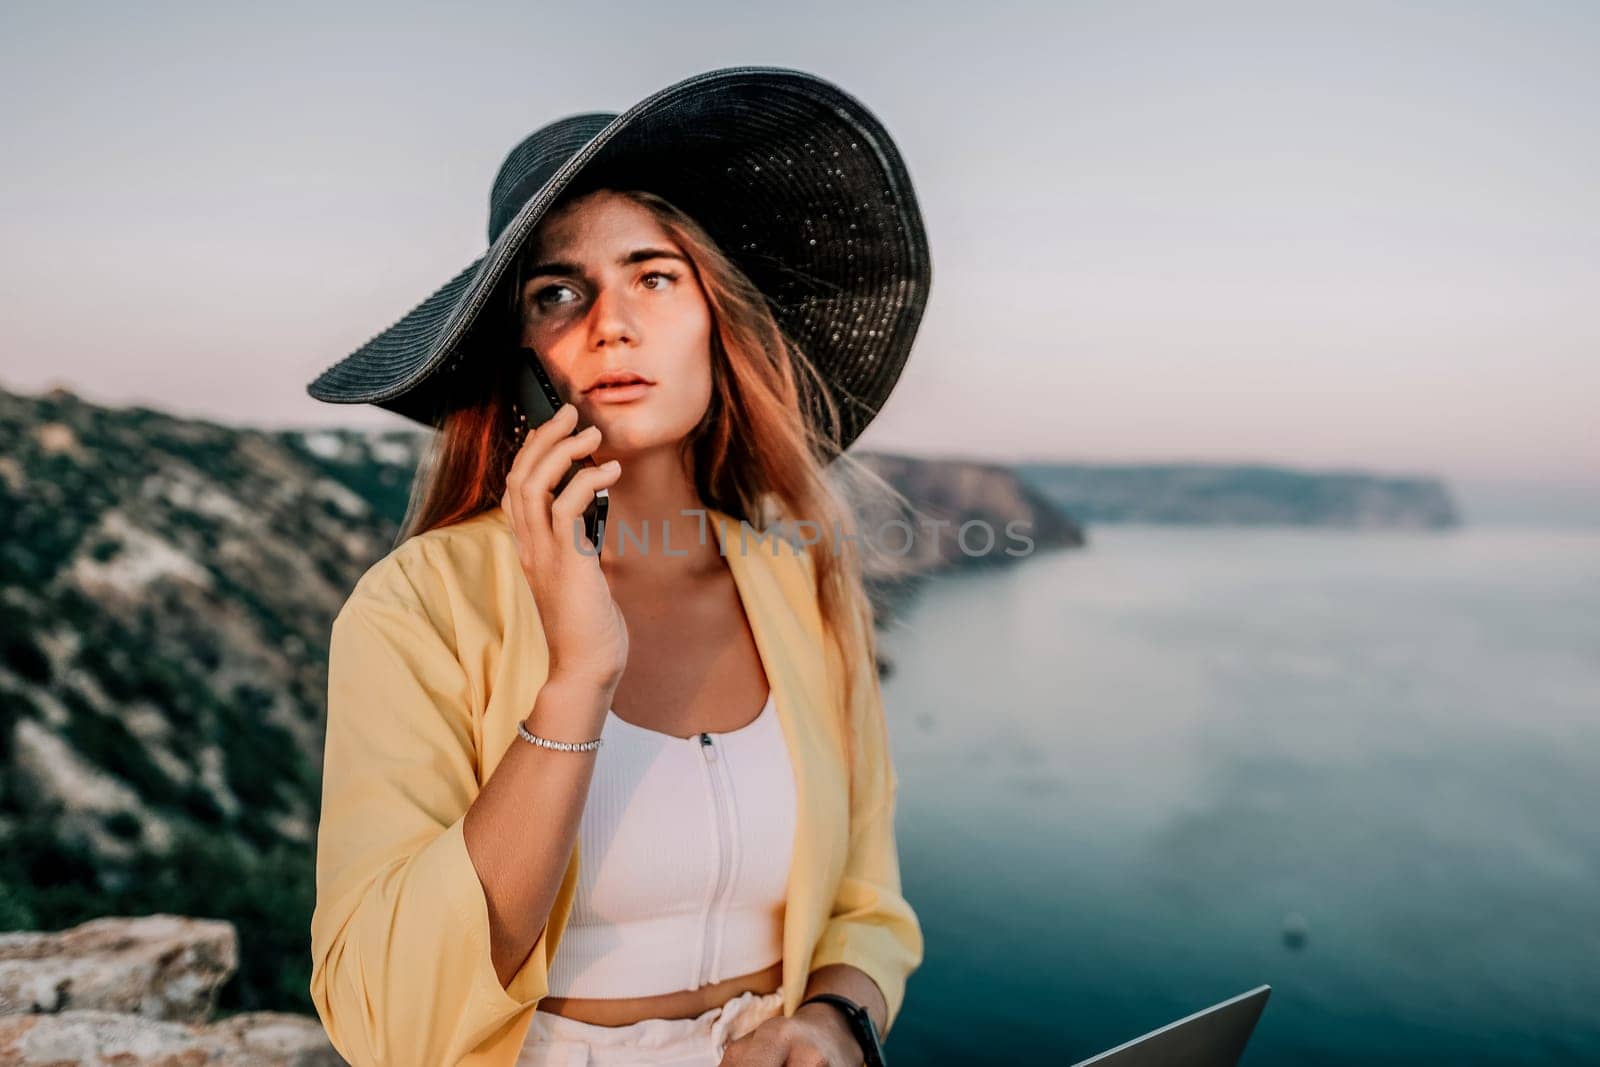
[308,505,922,1066]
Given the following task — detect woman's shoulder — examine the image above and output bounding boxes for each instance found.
[341,506,516,620]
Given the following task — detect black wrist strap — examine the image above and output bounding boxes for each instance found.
[800,993,887,1067]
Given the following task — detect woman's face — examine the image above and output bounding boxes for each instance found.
[517,189,714,461]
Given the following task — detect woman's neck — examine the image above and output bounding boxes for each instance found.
[596,444,720,579]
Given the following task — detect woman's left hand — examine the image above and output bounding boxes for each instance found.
[717,1002,861,1066]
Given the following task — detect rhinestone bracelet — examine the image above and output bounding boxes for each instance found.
[516,720,604,753]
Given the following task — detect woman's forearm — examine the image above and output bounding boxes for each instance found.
[461,670,614,988]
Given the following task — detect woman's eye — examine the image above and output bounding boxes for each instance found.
[532,284,578,310]
[641,270,679,291]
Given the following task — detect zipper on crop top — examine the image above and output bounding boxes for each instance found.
[697,731,735,988]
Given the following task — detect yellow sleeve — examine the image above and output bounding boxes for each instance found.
[806,598,925,1035]
[309,584,560,1067]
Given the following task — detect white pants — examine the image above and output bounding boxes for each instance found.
[515,990,786,1066]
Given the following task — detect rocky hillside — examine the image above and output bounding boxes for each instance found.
[0,385,425,1014]
[1015,461,1462,528]
[0,381,1074,1019]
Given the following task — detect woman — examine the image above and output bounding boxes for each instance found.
[305,67,931,1067]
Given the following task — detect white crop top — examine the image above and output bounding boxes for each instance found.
[542,690,798,999]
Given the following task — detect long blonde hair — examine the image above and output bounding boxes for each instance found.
[395,187,914,756]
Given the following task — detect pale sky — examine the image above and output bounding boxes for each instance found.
[2,1,1596,494]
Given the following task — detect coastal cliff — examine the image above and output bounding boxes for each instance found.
[1015,461,1461,528]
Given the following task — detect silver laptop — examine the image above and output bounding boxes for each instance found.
[1069,986,1271,1067]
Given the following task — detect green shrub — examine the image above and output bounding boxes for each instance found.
[104,811,143,841]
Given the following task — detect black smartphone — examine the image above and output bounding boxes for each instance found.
[515,345,609,556]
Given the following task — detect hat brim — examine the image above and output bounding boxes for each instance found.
[306,66,931,453]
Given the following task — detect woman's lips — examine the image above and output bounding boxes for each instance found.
[585,382,653,404]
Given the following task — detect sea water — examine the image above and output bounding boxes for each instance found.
[880,524,1600,1065]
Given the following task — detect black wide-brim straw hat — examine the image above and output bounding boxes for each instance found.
[305,65,931,454]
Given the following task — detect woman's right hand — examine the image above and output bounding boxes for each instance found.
[501,402,629,694]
